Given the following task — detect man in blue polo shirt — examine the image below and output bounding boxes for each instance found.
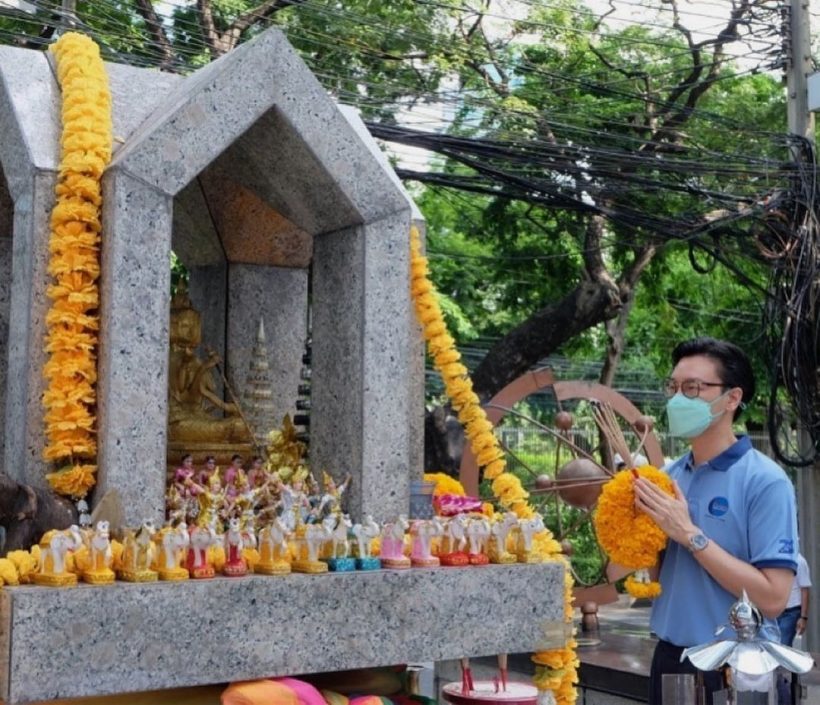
[634,337,798,704]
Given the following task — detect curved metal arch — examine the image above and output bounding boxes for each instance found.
[459,367,664,496]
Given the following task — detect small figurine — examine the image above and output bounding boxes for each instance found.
[379,515,411,569]
[351,515,381,570]
[516,516,546,563]
[76,499,92,530]
[172,454,202,523]
[410,518,444,567]
[489,512,519,564]
[293,523,330,574]
[465,516,490,565]
[198,455,218,485]
[223,454,245,500]
[81,520,116,584]
[186,525,216,579]
[196,474,227,530]
[247,456,266,488]
[440,514,470,567]
[34,528,82,587]
[256,516,291,575]
[222,516,249,576]
[118,521,158,582]
[315,471,352,521]
[323,513,355,572]
[153,523,189,581]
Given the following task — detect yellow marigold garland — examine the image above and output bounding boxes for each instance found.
[423,472,466,496]
[593,464,673,598]
[410,225,577,704]
[43,33,112,498]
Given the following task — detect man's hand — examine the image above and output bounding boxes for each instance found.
[634,478,696,545]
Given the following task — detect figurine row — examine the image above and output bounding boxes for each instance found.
[27,512,547,586]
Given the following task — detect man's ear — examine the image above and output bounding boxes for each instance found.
[728,386,744,413]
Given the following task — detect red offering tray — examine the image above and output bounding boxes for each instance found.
[441,681,539,705]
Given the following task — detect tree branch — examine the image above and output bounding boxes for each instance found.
[134,0,177,70]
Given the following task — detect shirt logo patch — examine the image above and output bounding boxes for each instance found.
[778,539,794,554]
[708,496,729,517]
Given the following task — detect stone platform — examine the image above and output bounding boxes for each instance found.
[0,563,565,704]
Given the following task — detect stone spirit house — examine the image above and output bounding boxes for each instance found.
[0,27,564,703]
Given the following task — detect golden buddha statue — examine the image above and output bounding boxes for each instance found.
[167,284,253,465]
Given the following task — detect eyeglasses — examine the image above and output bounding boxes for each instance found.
[663,378,728,399]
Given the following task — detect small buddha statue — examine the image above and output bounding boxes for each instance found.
[167,284,252,446]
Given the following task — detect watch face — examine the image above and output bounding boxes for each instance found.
[690,533,708,551]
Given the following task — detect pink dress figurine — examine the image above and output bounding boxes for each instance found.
[223,454,244,499]
[198,455,217,485]
[379,515,411,569]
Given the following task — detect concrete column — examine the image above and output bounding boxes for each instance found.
[225,263,308,430]
[0,171,12,464]
[97,169,172,526]
[311,209,416,523]
[3,172,57,486]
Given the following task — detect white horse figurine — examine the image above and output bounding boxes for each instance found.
[352,515,380,559]
[304,523,331,563]
[445,513,469,554]
[380,514,409,560]
[89,520,113,572]
[518,515,546,559]
[490,512,519,557]
[466,516,491,555]
[224,517,245,563]
[323,513,352,558]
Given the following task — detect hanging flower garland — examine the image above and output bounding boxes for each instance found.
[409,225,577,705]
[593,464,673,598]
[42,33,113,499]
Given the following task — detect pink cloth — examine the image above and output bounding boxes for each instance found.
[434,493,482,516]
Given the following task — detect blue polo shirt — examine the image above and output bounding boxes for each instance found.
[650,435,798,646]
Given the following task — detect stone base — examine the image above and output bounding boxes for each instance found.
[440,552,470,567]
[190,566,215,579]
[83,569,116,585]
[292,559,328,574]
[32,572,77,587]
[157,567,189,581]
[326,557,356,572]
[117,569,159,583]
[0,563,566,704]
[254,561,291,575]
[223,561,248,577]
[380,556,411,570]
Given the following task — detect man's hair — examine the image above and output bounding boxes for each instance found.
[672,337,755,420]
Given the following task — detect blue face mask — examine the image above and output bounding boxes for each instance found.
[666,391,730,438]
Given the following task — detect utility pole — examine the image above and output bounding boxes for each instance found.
[785,0,818,653]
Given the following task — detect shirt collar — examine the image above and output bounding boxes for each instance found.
[683,435,753,472]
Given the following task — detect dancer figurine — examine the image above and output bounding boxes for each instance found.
[186,525,217,579]
[222,516,249,576]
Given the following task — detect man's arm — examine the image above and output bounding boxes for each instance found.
[797,586,810,635]
[634,477,793,618]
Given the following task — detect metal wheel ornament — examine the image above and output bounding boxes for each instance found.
[459,367,664,603]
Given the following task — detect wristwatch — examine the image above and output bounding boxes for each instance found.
[687,531,709,553]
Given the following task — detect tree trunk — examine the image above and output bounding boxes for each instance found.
[424,275,621,472]
[470,276,621,399]
[0,473,76,553]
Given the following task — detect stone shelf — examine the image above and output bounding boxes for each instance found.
[1,562,565,704]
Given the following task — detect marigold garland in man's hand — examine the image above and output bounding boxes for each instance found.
[593,465,674,597]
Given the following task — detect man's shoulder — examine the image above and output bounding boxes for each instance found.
[732,447,790,484]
